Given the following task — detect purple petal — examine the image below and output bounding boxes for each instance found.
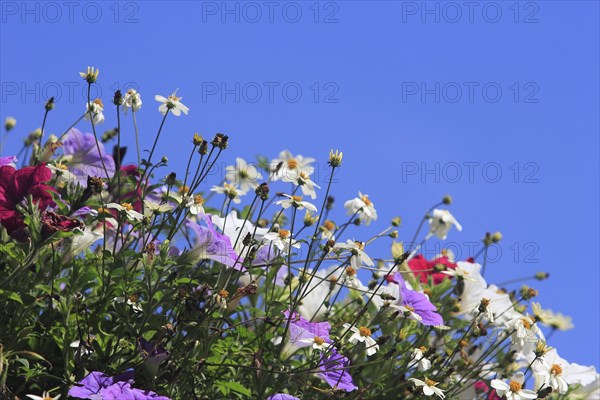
[62,128,115,185]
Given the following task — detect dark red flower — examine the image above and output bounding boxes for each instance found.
[0,165,56,238]
[118,165,142,212]
[41,211,84,239]
[408,254,457,285]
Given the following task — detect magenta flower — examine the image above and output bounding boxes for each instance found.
[62,128,115,184]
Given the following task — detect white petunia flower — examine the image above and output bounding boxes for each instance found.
[344,191,377,225]
[210,182,247,204]
[335,239,374,270]
[106,202,144,222]
[409,377,445,398]
[491,372,537,400]
[283,171,320,199]
[270,150,315,181]
[343,323,379,356]
[275,194,317,212]
[428,209,462,240]
[26,391,61,400]
[263,229,301,255]
[411,346,432,371]
[155,90,189,116]
[212,210,269,254]
[123,88,142,114]
[225,158,262,191]
[84,98,105,125]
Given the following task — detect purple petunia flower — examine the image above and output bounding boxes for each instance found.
[186,214,243,269]
[394,273,444,326]
[0,156,17,167]
[282,310,331,355]
[62,128,115,184]
[68,370,133,398]
[318,348,358,392]
[138,338,170,377]
[268,395,300,400]
[68,370,170,400]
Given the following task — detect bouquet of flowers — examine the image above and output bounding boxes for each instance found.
[0,67,597,400]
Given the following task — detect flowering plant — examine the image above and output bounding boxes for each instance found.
[0,68,597,400]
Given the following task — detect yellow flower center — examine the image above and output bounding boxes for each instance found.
[509,381,522,393]
[299,171,309,181]
[314,336,325,345]
[194,194,204,205]
[551,364,563,376]
[218,289,229,298]
[420,346,427,352]
[179,185,190,195]
[93,98,104,108]
[56,163,67,170]
[324,220,335,231]
[354,241,365,251]
[169,94,181,102]
[287,158,298,169]
[404,305,415,312]
[345,266,356,277]
[278,229,290,239]
[521,318,532,329]
[358,326,371,337]
[291,195,303,202]
[361,194,372,206]
[121,202,133,211]
[425,378,438,387]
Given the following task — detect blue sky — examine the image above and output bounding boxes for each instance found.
[1,1,598,368]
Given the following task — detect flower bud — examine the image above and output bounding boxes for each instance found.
[192,133,203,146]
[326,195,335,211]
[491,231,502,243]
[211,133,229,149]
[389,230,398,239]
[391,216,402,227]
[166,172,177,186]
[113,90,123,106]
[535,272,549,281]
[45,97,55,111]
[255,182,270,201]
[442,195,452,205]
[199,140,209,155]
[4,116,16,131]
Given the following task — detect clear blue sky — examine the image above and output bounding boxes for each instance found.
[1,1,598,368]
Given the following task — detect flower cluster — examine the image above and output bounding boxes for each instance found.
[1,68,596,400]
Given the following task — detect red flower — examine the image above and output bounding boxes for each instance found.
[41,211,84,239]
[0,165,56,238]
[408,254,457,285]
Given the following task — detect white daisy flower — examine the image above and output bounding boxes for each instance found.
[106,202,144,222]
[491,372,538,400]
[210,183,247,204]
[335,239,374,270]
[26,391,60,400]
[409,377,445,398]
[283,171,320,199]
[320,220,336,240]
[343,323,379,356]
[263,229,301,254]
[508,316,544,355]
[531,302,574,331]
[270,150,315,181]
[275,194,317,212]
[47,162,78,185]
[428,209,462,240]
[114,296,143,313]
[441,264,478,281]
[143,199,174,216]
[155,90,189,116]
[344,191,377,225]
[412,346,432,372]
[84,98,105,125]
[123,88,142,114]
[298,335,334,352]
[185,194,205,215]
[225,157,262,191]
